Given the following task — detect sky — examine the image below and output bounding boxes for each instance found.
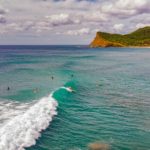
[0,0,149,45]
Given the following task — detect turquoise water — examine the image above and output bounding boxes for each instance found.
[0,46,150,150]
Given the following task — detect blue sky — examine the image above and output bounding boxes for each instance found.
[0,0,149,45]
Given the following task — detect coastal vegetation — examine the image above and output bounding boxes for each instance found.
[90,26,150,47]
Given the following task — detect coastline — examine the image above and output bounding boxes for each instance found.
[90,27,150,48]
[90,45,150,48]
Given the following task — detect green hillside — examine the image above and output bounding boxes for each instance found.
[90,26,150,47]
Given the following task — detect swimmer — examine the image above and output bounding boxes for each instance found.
[33,88,39,93]
[7,86,10,91]
[51,76,54,80]
[97,83,103,87]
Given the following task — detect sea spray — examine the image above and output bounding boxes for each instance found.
[0,94,58,150]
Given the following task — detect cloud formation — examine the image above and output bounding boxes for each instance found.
[0,5,8,14]
[46,13,80,26]
[59,27,91,36]
[0,15,6,24]
[113,24,124,32]
[0,0,149,44]
[101,0,150,18]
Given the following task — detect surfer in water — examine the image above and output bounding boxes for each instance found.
[66,87,75,93]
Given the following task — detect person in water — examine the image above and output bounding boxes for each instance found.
[7,87,10,91]
[51,76,54,80]
[33,88,39,93]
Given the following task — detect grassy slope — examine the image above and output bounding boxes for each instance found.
[97,26,150,46]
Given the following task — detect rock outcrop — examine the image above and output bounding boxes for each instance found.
[90,26,150,48]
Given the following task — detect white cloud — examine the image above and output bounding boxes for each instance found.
[101,0,150,18]
[136,23,150,29]
[46,13,80,26]
[32,21,51,33]
[116,0,147,9]
[59,28,91,36]
[113,23,124,32]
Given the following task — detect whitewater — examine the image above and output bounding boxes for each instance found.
[0,93,58,150]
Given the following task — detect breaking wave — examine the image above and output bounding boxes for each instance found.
[0,93,58,150]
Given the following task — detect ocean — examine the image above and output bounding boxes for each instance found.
[0,46,150,150]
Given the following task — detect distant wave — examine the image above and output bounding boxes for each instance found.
[0,93,58,150]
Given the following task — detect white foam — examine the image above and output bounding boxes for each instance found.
[0,94,58,150]
[61,87,75,92]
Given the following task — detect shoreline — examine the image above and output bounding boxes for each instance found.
[90,46,150,48]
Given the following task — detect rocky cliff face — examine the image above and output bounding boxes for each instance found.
[90,32,124,48]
